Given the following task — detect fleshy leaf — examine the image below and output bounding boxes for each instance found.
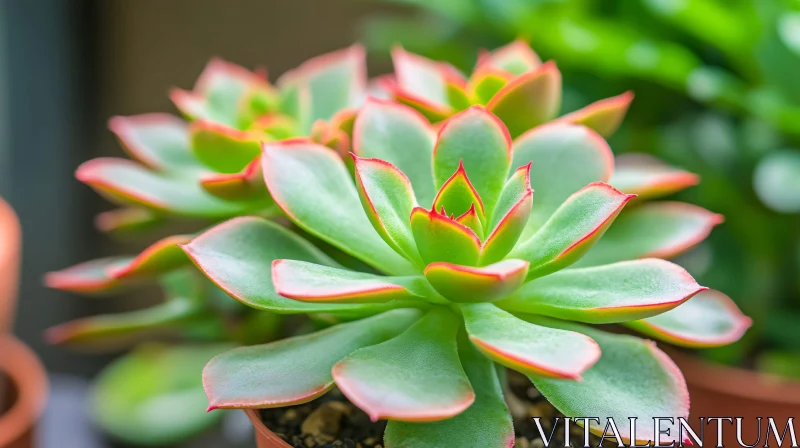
[391,47,455,111]
[45,257,131,295]
[353,99,437,205]
[510,183,634,280]
[273,260,434,303]
[423,259,529,303]
[557,91,634,138]
[432,161,485,219]
[480,164,534,265]
[261,140,416,275]
[199,156,269,202]
[487,62,561,138]
[106,234,192,281]
[203,309,420,409]
[410,207,481,266]
[511,123,614,238]
[76,158,249,217]
[183,217,403,314]
[478,40,542,76]
[627,289,751,348]
[433,106,511,213]
[577,202,723,267]
[499,259,706,324]
[95,208,164,236]
[462,303,599,379]
[333,308,474,422]
[108,114,198,171]
[353,156,423,267]
[610,154,700,200]
[455,205,484,239]
[529,320,689,445]
[189,120,264,173]
[468,70,511,105]
[384,331,514,448]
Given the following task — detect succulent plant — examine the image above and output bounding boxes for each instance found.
[187,97,750,444]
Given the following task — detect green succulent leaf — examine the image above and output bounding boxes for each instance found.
[455,205,484,240]
[183,217,401,314]
[384,330,514,448]
[353,99,437,205]
[93,344,229,446]
[478,40,542,76]
[480,164,534,265]
[352,156,423,267]
[577,202,723,267]
[199,156,270,202]
[511,123,613,238]
[272,259,436,303]
[45,256,131,295]
[499,259,706,324]
[462,303,599,379]
[410,207,481,266]
[94,208,164,236]
[487,62,562,138]
[423,259,529,303]
[432,161,486,219]
[391,46,456,110]
[557,91,634,138]
[433,106,511,213]
[333,308,474,422]
[529,319,689,445]
[203,309,420,410]
[468,71,511,105]
[627,289,751,348]
[108,114,200,171]
[610,154,699,200]
[107,234,193,282]
[510,183,634,280]
[261,140,416,275]
[189,121,264,174]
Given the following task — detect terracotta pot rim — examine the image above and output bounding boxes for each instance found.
[0,335,48,447]
[0,197,20,333]
[668,349,800,405]
[245,408,293,448]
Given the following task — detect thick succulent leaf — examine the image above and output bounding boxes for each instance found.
[433,106,511,213]
[384,331,513,448]
[423,259,528,303]
[499,259,706,324]
[261,140,416,275]
[353,156,423,267]
[95,208,164,236]
[45,257,131,294]
[468,70,511,105]
[487,62,561,138]
[203,309,420,409]
[333,308,474,422]
[107,234,193,281]
[455,205,484,239]
[189,120,263,173]
[93,344,228,446]
[200,156,269,202]
[45,299,201,350]
[510,183,634,280]
[277,45,366,126]
[557,91,634,138]
[353,99,437,205]
[273,260,436,303]
[108,114,198,171]
[511,123,614,237]
[410,207,481,266]
[478,40,542,76]
[432,161,485,219]
[76,158,249,217]
[462,303,599,379]
[480,164,533,265]
[627,289,751,348]
[610,154,700,200]
[251,113,298,140]
[391,47,454,110]
[577,202,723,267]
[183,217,402,314]
[529,320,689,445]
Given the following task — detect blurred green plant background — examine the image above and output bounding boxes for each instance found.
[361,0,800,375]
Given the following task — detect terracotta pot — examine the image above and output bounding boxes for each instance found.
[670,350,800,446]
[245,409,292,448]
[0,197,20,333]
[0,335,48,448]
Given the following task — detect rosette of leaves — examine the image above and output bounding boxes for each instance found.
[187,103,750,445]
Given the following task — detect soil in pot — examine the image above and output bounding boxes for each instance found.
[259,370,612,448]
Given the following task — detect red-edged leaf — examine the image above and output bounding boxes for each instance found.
[627,289,751,348]
[410,207,481,266]
[610,154,700,200]
[249,113,298,140]
[423,259,529,303]
[468,69,512,105]
[107,234,193,282]
[94,208,163,236]
[487,61,561,138]
[45,257,130,295]
[391,46,458,112]
[510,183,635,280]
[107,114,197,171]
[577,202,724,267]
[433,106,511,213]
[333,308,474,422]
[557,91,634,138]
[462,303,599,379]
[353,156,423,266]
[499,259,706,324]
[189,120,265,174]
[477,40,542,76]
[272,259,433,303]
[480,164,533,265]
[432,161,486,219]
[455,204,484,240]
[200,155,269,202]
